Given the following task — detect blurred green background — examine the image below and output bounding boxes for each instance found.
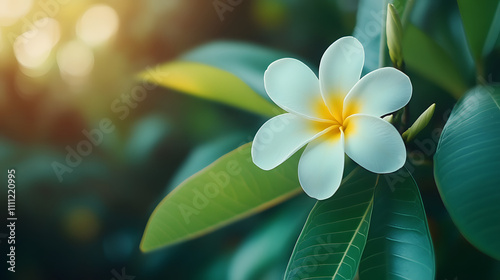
[0,0,499,279]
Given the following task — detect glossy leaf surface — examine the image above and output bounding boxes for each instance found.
[141,143,302,252]
[434,85,500,260]
[359,168,435,279]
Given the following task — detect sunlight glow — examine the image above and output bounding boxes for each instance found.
[57,40,94,80]
[0,0,33,26]
[76,4,119,46]
[13,17,60,75]
[0,28,3,53]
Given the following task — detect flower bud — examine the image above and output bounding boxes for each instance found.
[386,3,404,69]
[402,103,436,142]
[383,114,394,123]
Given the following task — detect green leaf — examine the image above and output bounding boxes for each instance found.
[402,103,435,142]
[138,61,279,117]
[165,131,250,195]
[403,24,468,99]
[457,0,500,62]
[284,167,378,280]
[138,41,291,117]
[140,142,302,252]
[359,168,435,280]
[354,0,388,72]
[434,85,500,260]
[180,41,293,101]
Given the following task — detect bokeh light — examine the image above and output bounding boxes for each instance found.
[0,0,33,26]
[0,27,3,53]
[76,4,119,46]
[62,206,101,242]
[251,0,288,30]
[56,40,94,82]
[13,17,60,76]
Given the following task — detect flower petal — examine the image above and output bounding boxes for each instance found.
[298,129,345,200]
[343,67,412,118]
[344,114,406,173]
[252,113,329,170]
[264,58,329,120]
[319,36,364,121]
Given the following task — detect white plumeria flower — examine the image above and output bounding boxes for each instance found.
[251,36,412,200]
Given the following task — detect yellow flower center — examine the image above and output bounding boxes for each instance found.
[312,95,358,138]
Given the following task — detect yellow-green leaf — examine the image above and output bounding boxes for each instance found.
[138,61,279,117]
[140,142,303,252]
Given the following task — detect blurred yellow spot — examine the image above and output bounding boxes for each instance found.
[77,4,119,46]
[14,18,61,68]
[63,207,100,242]
[251,0,287,29]
[13,17,60,74]
[57,40,94,80]
[18,63,52,77]
[0,0,33,26]
[0,28,3,53]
